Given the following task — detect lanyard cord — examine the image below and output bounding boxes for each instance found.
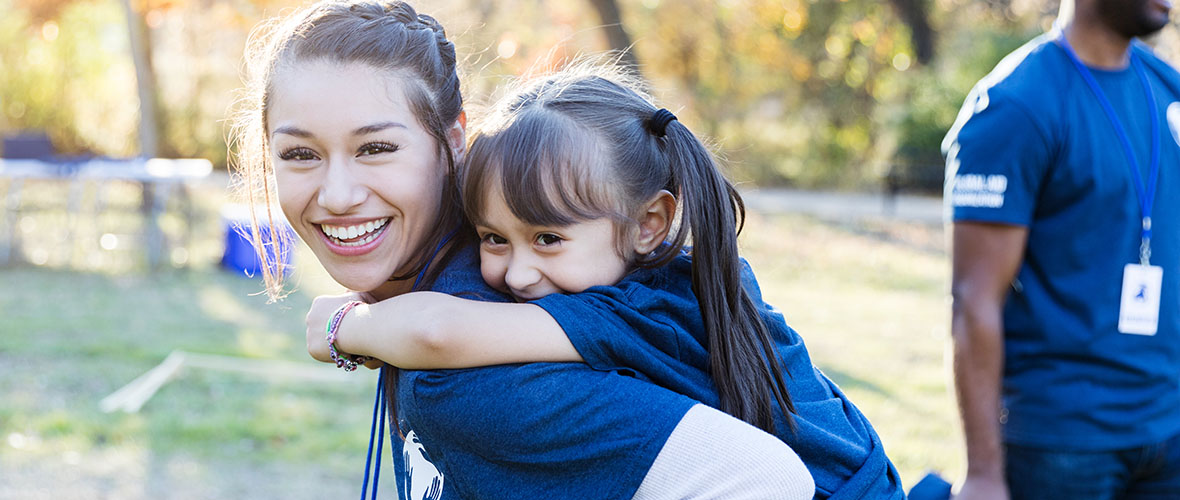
[360,367,387,500]
[1057,33,1161,264]
[359,228,458,500]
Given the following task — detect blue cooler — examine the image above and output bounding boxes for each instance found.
[220,204,296,277]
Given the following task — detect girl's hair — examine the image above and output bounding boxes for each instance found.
[462,64,795,432]
[228,0,466,300]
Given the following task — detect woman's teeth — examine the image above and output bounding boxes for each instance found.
[321,218,389,246]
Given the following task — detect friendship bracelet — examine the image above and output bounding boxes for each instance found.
[325,300,370,372]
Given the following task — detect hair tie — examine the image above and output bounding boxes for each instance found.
[648,108,677,137]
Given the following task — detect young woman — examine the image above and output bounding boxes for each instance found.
[232,1,812,498]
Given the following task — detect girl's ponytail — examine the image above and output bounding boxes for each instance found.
[658,116,796,433]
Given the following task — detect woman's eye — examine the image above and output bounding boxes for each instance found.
[358,142,399,156]
[481,233,507,246]
[279,147,318,161]
[536,233,562,246]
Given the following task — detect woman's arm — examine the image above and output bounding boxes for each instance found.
[635,404,814,500]
[305,291,582,369]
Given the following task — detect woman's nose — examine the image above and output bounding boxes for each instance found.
[316,159,367,214]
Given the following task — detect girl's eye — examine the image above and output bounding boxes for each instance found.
[279,147,318,161]
[481,233,507,246]
[358,142,399,156]
[536,233,562,246]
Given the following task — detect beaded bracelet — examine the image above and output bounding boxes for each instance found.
[325,300,371,372]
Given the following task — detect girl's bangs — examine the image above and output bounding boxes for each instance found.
[465,109,624,228]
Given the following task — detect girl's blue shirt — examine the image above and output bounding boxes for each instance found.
[533,254,907,499]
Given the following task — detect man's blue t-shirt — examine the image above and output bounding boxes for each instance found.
[943,33,1180,451]
[391,244,697,499]
[533,255,906,500]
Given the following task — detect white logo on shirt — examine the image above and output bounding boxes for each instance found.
[401,430,444,500]
[951,173,1008,208]
[1166,102,1180,148]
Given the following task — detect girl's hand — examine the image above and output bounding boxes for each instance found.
[306,291,373,364]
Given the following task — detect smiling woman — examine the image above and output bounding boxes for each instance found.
[268,60,460,295]
[228,1,811,499]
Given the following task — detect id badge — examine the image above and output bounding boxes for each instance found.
[1118,263,1163,335]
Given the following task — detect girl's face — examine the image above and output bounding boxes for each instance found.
[475,186,630,301]
[268,60,452,296]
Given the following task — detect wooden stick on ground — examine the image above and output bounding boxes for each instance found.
[100,350,365,413]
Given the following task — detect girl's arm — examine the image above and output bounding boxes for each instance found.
[305,291,582,369]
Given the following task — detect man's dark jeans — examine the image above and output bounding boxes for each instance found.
[1006,431,1180,500]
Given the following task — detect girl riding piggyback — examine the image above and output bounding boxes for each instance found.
[312,64,904,498]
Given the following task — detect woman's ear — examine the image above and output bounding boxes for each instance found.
[448,111,467,162]
[632,190,676,255]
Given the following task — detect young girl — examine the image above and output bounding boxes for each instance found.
[308,65,904,498]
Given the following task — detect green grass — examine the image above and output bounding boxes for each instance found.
[1,180,962,496]
[0,260,390,496]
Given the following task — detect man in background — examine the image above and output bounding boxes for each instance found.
[944,0,1180,498]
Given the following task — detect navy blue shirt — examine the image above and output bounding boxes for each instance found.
[944,34,1180,450]
[391,244,697,499]
[534,255,906,500]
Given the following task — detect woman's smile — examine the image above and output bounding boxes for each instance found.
[318,217,391,254]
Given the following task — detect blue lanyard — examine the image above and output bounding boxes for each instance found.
[1058,34,1161,265]
[359,228,458,500]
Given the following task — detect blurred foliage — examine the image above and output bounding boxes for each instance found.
[6,0,1173,191]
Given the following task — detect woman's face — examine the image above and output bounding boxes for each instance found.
[268,60,450,295]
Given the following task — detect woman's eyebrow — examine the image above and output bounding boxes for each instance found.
[353,121,407,136]
[272,126,311,138]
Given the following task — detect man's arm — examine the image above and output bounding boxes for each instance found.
[950,221,1027,500]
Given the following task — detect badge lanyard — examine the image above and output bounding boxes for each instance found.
[360,228,458,500]
[1058,34,1161,265]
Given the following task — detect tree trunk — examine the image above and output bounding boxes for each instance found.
[888,0,935,65]
[118,0,161,158]
[118,0,164,268]
[586,0,641,74]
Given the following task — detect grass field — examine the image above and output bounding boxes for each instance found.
[0,178,962,498]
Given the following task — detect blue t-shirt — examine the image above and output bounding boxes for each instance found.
[534,255,906,500]
[943,34,1180,451]
[391,244,698,500]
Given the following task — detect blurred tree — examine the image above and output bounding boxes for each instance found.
[2,0,1098,191]
[586,0,641,72]
[886,0,1057,192]
[10,0,166,157]
[887,0,933,65]
[13,0,76,23]
[3,0,134,155]
[119,0,161,157]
